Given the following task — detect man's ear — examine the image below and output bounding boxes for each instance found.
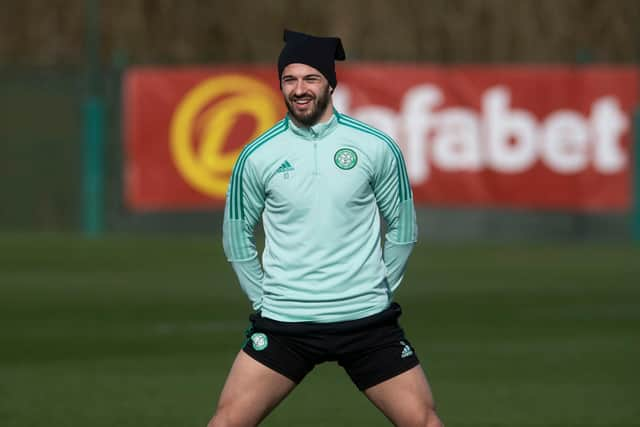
[330,87,335,94]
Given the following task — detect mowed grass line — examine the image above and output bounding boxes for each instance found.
[0,234,638,427]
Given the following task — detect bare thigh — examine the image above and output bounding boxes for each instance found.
[364,365,443,427]
[207,350,297,427]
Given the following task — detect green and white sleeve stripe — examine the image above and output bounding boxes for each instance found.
[337,112,416,244]
[224,119,287,261]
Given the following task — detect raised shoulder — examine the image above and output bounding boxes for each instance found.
[335,113,398,148]
[228,119,289,220]
[235,119,289,164]
[336,112,412,202]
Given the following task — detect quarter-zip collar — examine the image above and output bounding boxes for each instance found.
[286,111,339,140]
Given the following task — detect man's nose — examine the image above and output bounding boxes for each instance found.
[293,80,307,95]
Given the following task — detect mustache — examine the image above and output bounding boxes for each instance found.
[289,93,316,101]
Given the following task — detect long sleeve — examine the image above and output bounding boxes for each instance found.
[222,157,265,310]
[373,142,418,294]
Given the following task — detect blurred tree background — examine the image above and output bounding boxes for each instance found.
[3,0,640,64]
[1,0,639,236]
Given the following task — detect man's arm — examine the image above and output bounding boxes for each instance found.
[373,141,418,294]
[222,157,265,310]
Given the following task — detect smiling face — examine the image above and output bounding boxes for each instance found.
[281,63,333,127]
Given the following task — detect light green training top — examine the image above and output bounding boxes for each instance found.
[223,110,417,323]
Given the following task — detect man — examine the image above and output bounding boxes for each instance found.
[209,30,443,427]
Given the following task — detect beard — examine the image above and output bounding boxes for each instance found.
[284,85,332,127]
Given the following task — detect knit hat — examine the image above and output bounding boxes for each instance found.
[277,29,346,89]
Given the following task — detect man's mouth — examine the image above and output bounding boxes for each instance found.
[292,96,314,107]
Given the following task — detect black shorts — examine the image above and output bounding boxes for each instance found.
[242,302,420,390]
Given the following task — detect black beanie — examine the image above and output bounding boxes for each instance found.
[278,29,346,89]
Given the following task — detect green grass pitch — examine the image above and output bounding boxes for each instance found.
[0,234,638,426]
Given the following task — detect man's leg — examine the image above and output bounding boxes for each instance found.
[207,351,297,427]
[364,365,444,427]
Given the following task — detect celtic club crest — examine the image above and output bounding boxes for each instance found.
[334,148,358,170]
[250,332,268,351]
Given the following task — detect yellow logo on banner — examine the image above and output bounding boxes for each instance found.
[170,75,281,198]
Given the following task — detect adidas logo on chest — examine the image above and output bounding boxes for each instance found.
[276,160,295,179]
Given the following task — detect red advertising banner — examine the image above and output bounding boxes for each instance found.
[124,65,638,212]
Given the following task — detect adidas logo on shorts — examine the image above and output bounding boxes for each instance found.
[400,341,413,358]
